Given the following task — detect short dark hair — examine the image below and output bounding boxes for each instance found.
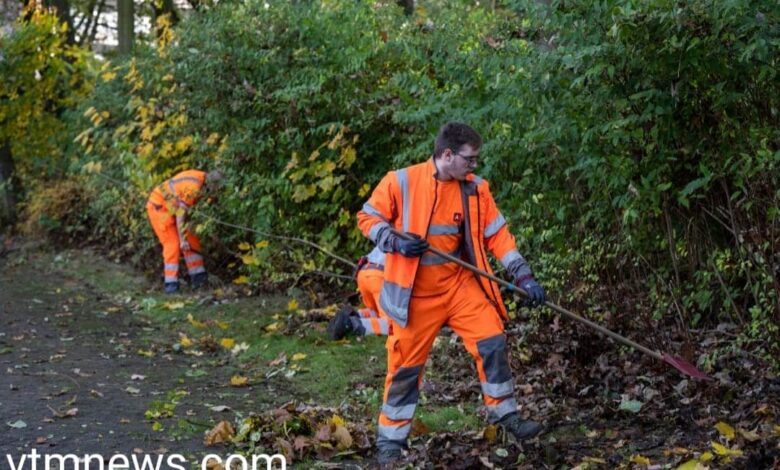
[433,122,482,158]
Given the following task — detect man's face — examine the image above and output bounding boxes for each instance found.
[441,144,479,181]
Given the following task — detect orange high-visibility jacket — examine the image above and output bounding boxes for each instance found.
[148,170,206,212]
[357,159,527,327]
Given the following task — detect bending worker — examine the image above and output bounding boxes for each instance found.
[146,169,222,293]
[328,247,391,339]
[357,122,547,464]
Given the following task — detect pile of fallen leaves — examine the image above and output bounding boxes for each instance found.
[204,402,372,464]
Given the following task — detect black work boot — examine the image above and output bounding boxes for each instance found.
[327,305,356,340]
[164,281,179,294]
[498,413,543,441]
[190,272,208,290]
[376,447,402,466]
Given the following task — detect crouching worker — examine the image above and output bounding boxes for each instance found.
[328,247,391,340]
[146,169,222,294]
[357,122,547,465]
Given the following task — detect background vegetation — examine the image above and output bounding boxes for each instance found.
[2,0,778,363]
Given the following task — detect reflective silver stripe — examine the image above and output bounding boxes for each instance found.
[481,380,514,398]
[366,246,386,265]
[377,422,412,442]
[187,266,206,275]
[164,276,178,282]
[486,398,518,423]
[185,254,203,263]
[379,280,411,326]
[358,318,376,335]
[397,169,410,233]
[500,249,522,268]
[164,263,179,271]
[472,175,483,184]
[382,403,417,420]
[484,213,506,238]
[368,221,390,243]
[360,318,390,336]
[362,202,386,220]
[420,249,460,266]
[428,224,460,236]
[378,319,390,335]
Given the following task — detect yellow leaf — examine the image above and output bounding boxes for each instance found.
[330,415,346,427]
[232,275,249,285]
[230,375,248,387]
[179,334,193,348]
[137,349,154,357]
[174,135,193,153]
[164,302,185,310]
[676,459,705,470]
[220,338,235,349]
[711,442,742,458]
[739,428,760,442]
[206,132,220,145]
[101,71,117,82]
[137,143,153,158]
[287,299,299,311]
[255,240,269,249]
[630,454,651,465]
[714,421,735,440]
[152,421,162,431]
[215,321,230,330]
[187,314,207,329]
[84,106,96,117]
[240,254,259,266]
[358,183,371,197]
[774,425,780,437]
[238,242,251,251]
[264,322,280,332]
[699,451,713,462]
[291,353,307,361]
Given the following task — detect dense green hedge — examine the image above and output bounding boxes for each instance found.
[14,0,780,355]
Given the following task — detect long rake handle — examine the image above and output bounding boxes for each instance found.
[392,229,663,361]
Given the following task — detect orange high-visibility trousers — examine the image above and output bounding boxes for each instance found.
[146,203,205,283]
[355,267,390,336]
[376,270,518,449]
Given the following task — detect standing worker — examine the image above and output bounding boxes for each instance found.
[328,247,391,339]
[146,169,222,293]
[357,122,547,464]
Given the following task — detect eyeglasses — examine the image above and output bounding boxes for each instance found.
[454,152,479,166]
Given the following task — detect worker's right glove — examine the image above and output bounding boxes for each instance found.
[392,232,429,257]
[514,276,546,308]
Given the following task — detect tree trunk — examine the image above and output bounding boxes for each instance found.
[0,141,17,227]
[117,0,134,54]
[44,0,75,44]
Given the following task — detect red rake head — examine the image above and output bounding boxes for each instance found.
[662,354,712,381]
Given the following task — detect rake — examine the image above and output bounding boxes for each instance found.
[391,229,711,380]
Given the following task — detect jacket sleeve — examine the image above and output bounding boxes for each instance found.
[481,181,534,281]
[357,172,398,252]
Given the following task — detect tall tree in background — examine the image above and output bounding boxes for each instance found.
[117,0,133,54]
[43,0,74,44]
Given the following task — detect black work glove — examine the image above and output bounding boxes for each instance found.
[514,276,546,308]
[392,232,429,257]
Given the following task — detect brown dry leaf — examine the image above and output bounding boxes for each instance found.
[410,418,430,437]
[269,352,287,366]
[314,424,331,442]
[293,436,310,452]
[738,428,760,442]
[332,425,353,450]
[230,375,248,387]
[204,420,235,446]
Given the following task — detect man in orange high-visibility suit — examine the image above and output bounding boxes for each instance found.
[327,247,391,339]
[357,122,547,465]
[146,169,222,294]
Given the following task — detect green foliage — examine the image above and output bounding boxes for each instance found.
[0,8,93,183]
[13,0,779,356]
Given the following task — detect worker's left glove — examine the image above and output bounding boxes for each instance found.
[514,276,545,308]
